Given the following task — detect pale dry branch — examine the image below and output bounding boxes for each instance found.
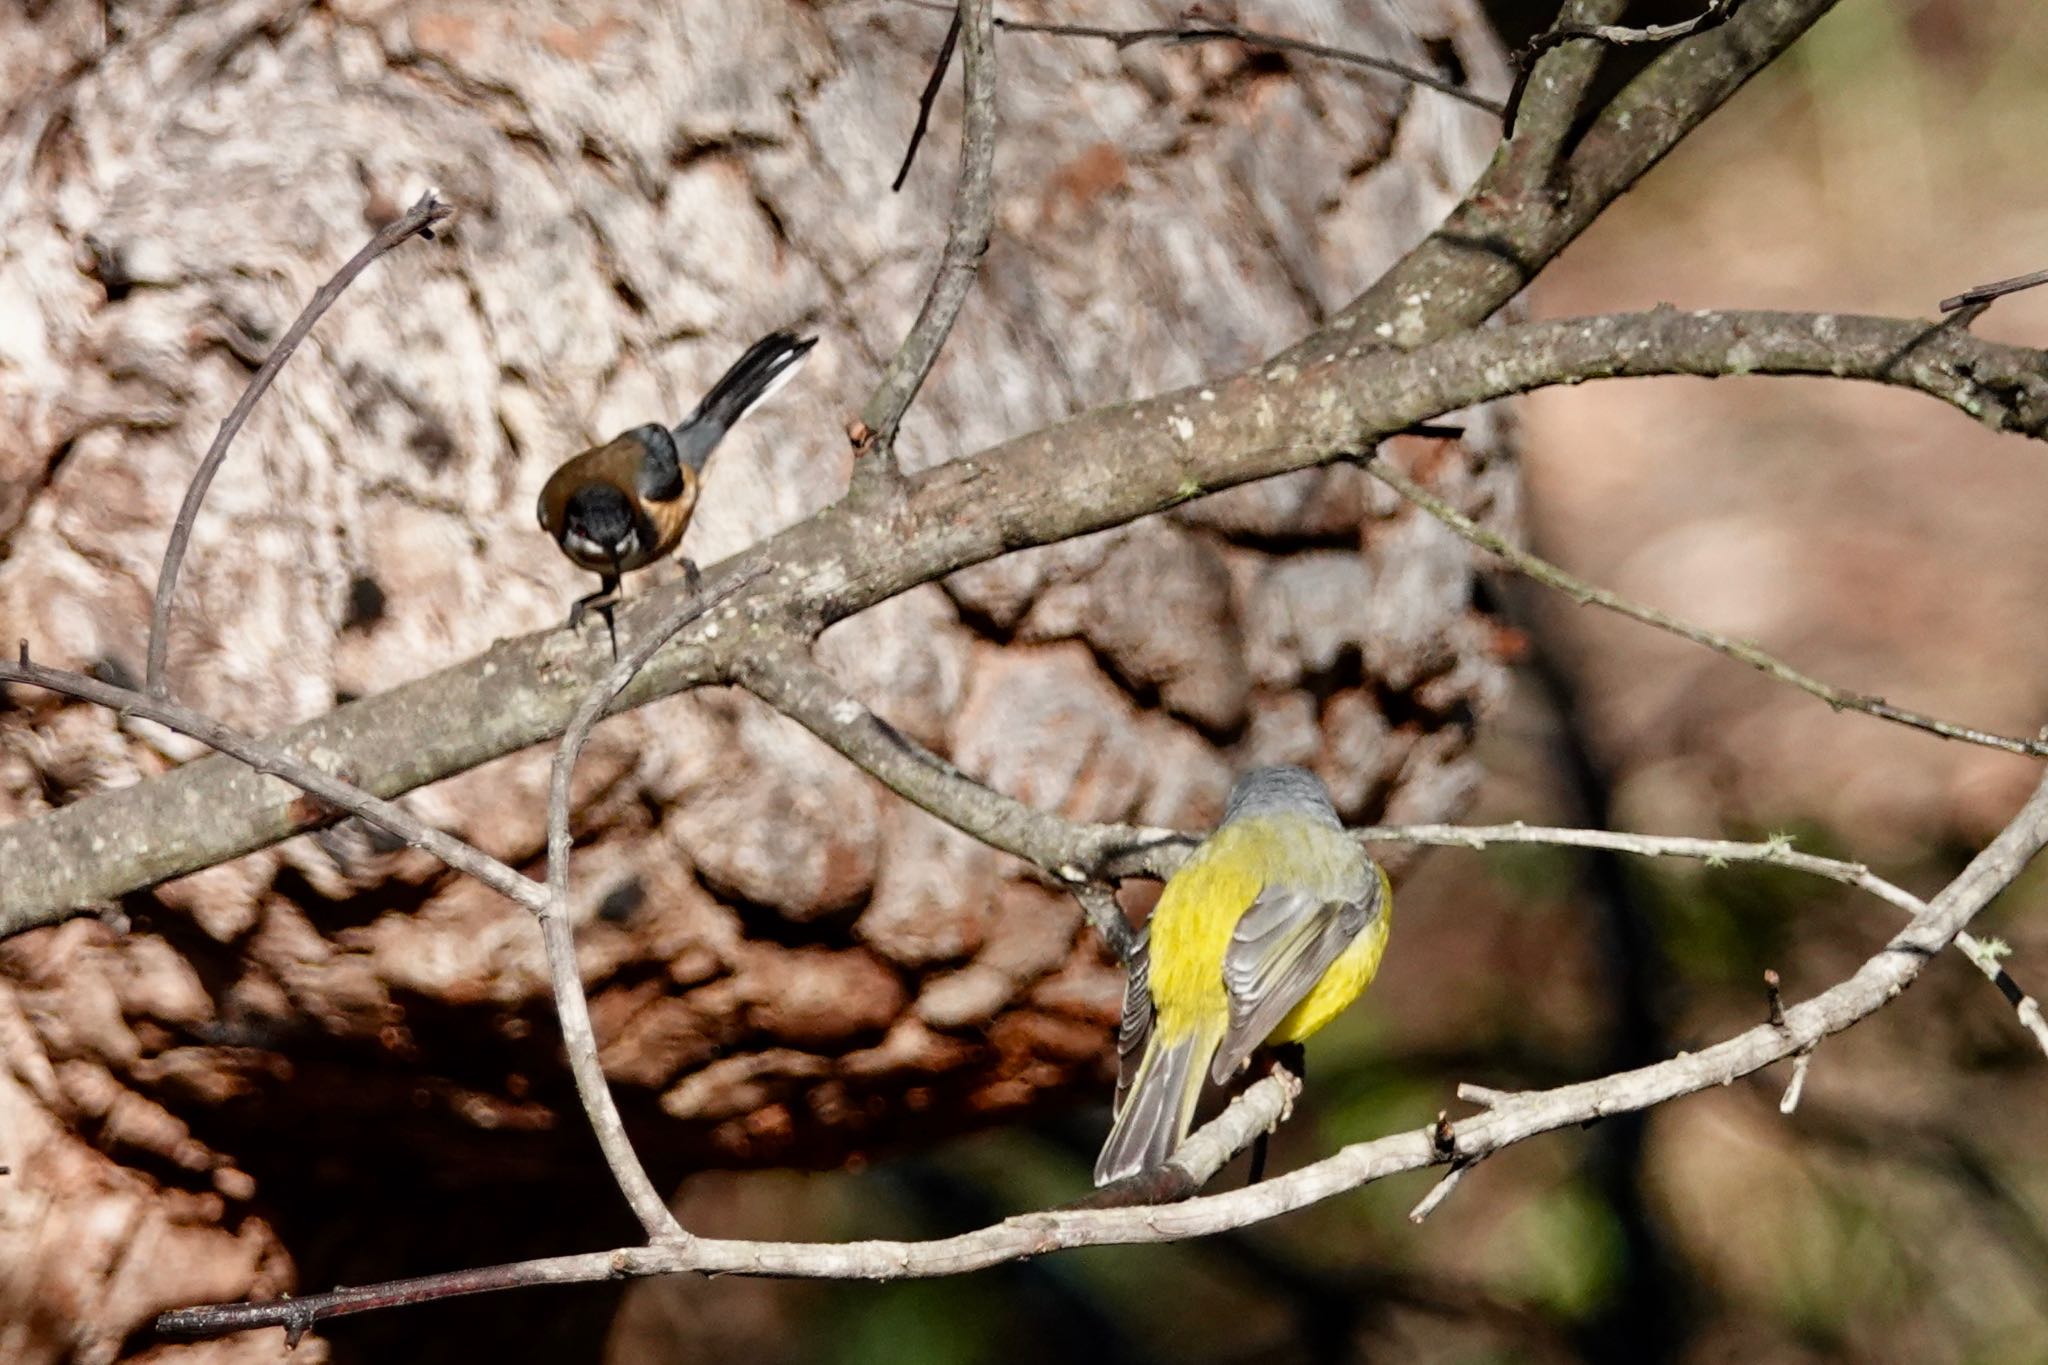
[145,190,451,697]
[158,1064,1303,1339]
[1779,1047,1816,1114]
[1367,456,2048,759]
[156,766,2048,1341]
[861,0,998,462]
[541,568,766,1244]
[923,2,1505,117]
[1407,1158,1477,1224]
[1363,821,2048,1056]
[0,653,540,911]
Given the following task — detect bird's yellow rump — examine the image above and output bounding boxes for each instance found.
[1095,765,1390,1186]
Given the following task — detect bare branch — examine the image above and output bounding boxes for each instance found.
[1499,0,1633,144]
[1366,456,2048,759]
[930,3,1505,117]
[1941,266,2048,314]
[1407,1158,1477,1224]
[734,636,1182,886]
[542,567,768,1244]
[891,2,962,192]
[1362,822,2048,1056]
[1533,0,1744,51]
[9,305,2048,933]
[1319,0,1840,356]
[145,190,451,697]
[157,765,2048,1340]
[860,0,997,462]
[0,654,541,913]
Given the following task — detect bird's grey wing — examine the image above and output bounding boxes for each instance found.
[1113,926,1154,1116]
[1210,875,1379,1084]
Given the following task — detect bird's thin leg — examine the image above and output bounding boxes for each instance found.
[1246,1043,1307,1186]
[567,572,622,659]
[676,556,702,597]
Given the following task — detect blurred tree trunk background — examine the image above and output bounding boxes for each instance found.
[0,2,1513,1360]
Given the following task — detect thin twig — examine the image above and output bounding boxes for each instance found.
[1407,1158,1477,1224]
[861,0,997,460]
[929,3,1505,117]
[1064,1065,1302,1210]
[1366,456,2048,759]
[1778,1047,1815,1114]
[0,654,542,912]
[1504,0,1743,133]
[1941,266,2048,314]
[158,765,2048,1340]
[1362,821,2048,1056]
[544,567,766,1244]
[892,3,963,192]
[1525,0,1743,59]
[146,190,451,697]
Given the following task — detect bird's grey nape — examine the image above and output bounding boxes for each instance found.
[1221,765,1341,827]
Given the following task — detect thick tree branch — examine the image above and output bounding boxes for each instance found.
[1316,0,1838,356]
[7,307,2048,934]
[860,0,997,463]
[145,190,450,697]
[0,653,540,911]
[156,767,2048,1340]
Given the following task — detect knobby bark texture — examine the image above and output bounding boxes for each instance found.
[0,1,1510,1358]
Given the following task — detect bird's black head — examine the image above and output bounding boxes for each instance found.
[560,483,639,566]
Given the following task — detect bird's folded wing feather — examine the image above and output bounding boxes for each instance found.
[1210,881,1376,1084]
[1113,926,1154,1116]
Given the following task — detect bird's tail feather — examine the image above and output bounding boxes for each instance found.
[674,331,817,471]
[1093,1021,1218,1187]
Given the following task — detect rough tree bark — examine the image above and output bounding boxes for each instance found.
[0,1,1510,1359]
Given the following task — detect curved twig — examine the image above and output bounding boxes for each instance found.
[541,565,768,1243]
[1367,456,2048,759]
[145,190,450,697]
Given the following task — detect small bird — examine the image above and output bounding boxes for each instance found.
[1095,765,1391,1187]
[536,330,817,645]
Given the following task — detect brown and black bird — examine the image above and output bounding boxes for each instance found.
[537,330,816,645]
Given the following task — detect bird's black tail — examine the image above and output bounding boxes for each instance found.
[673,331,817,471]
